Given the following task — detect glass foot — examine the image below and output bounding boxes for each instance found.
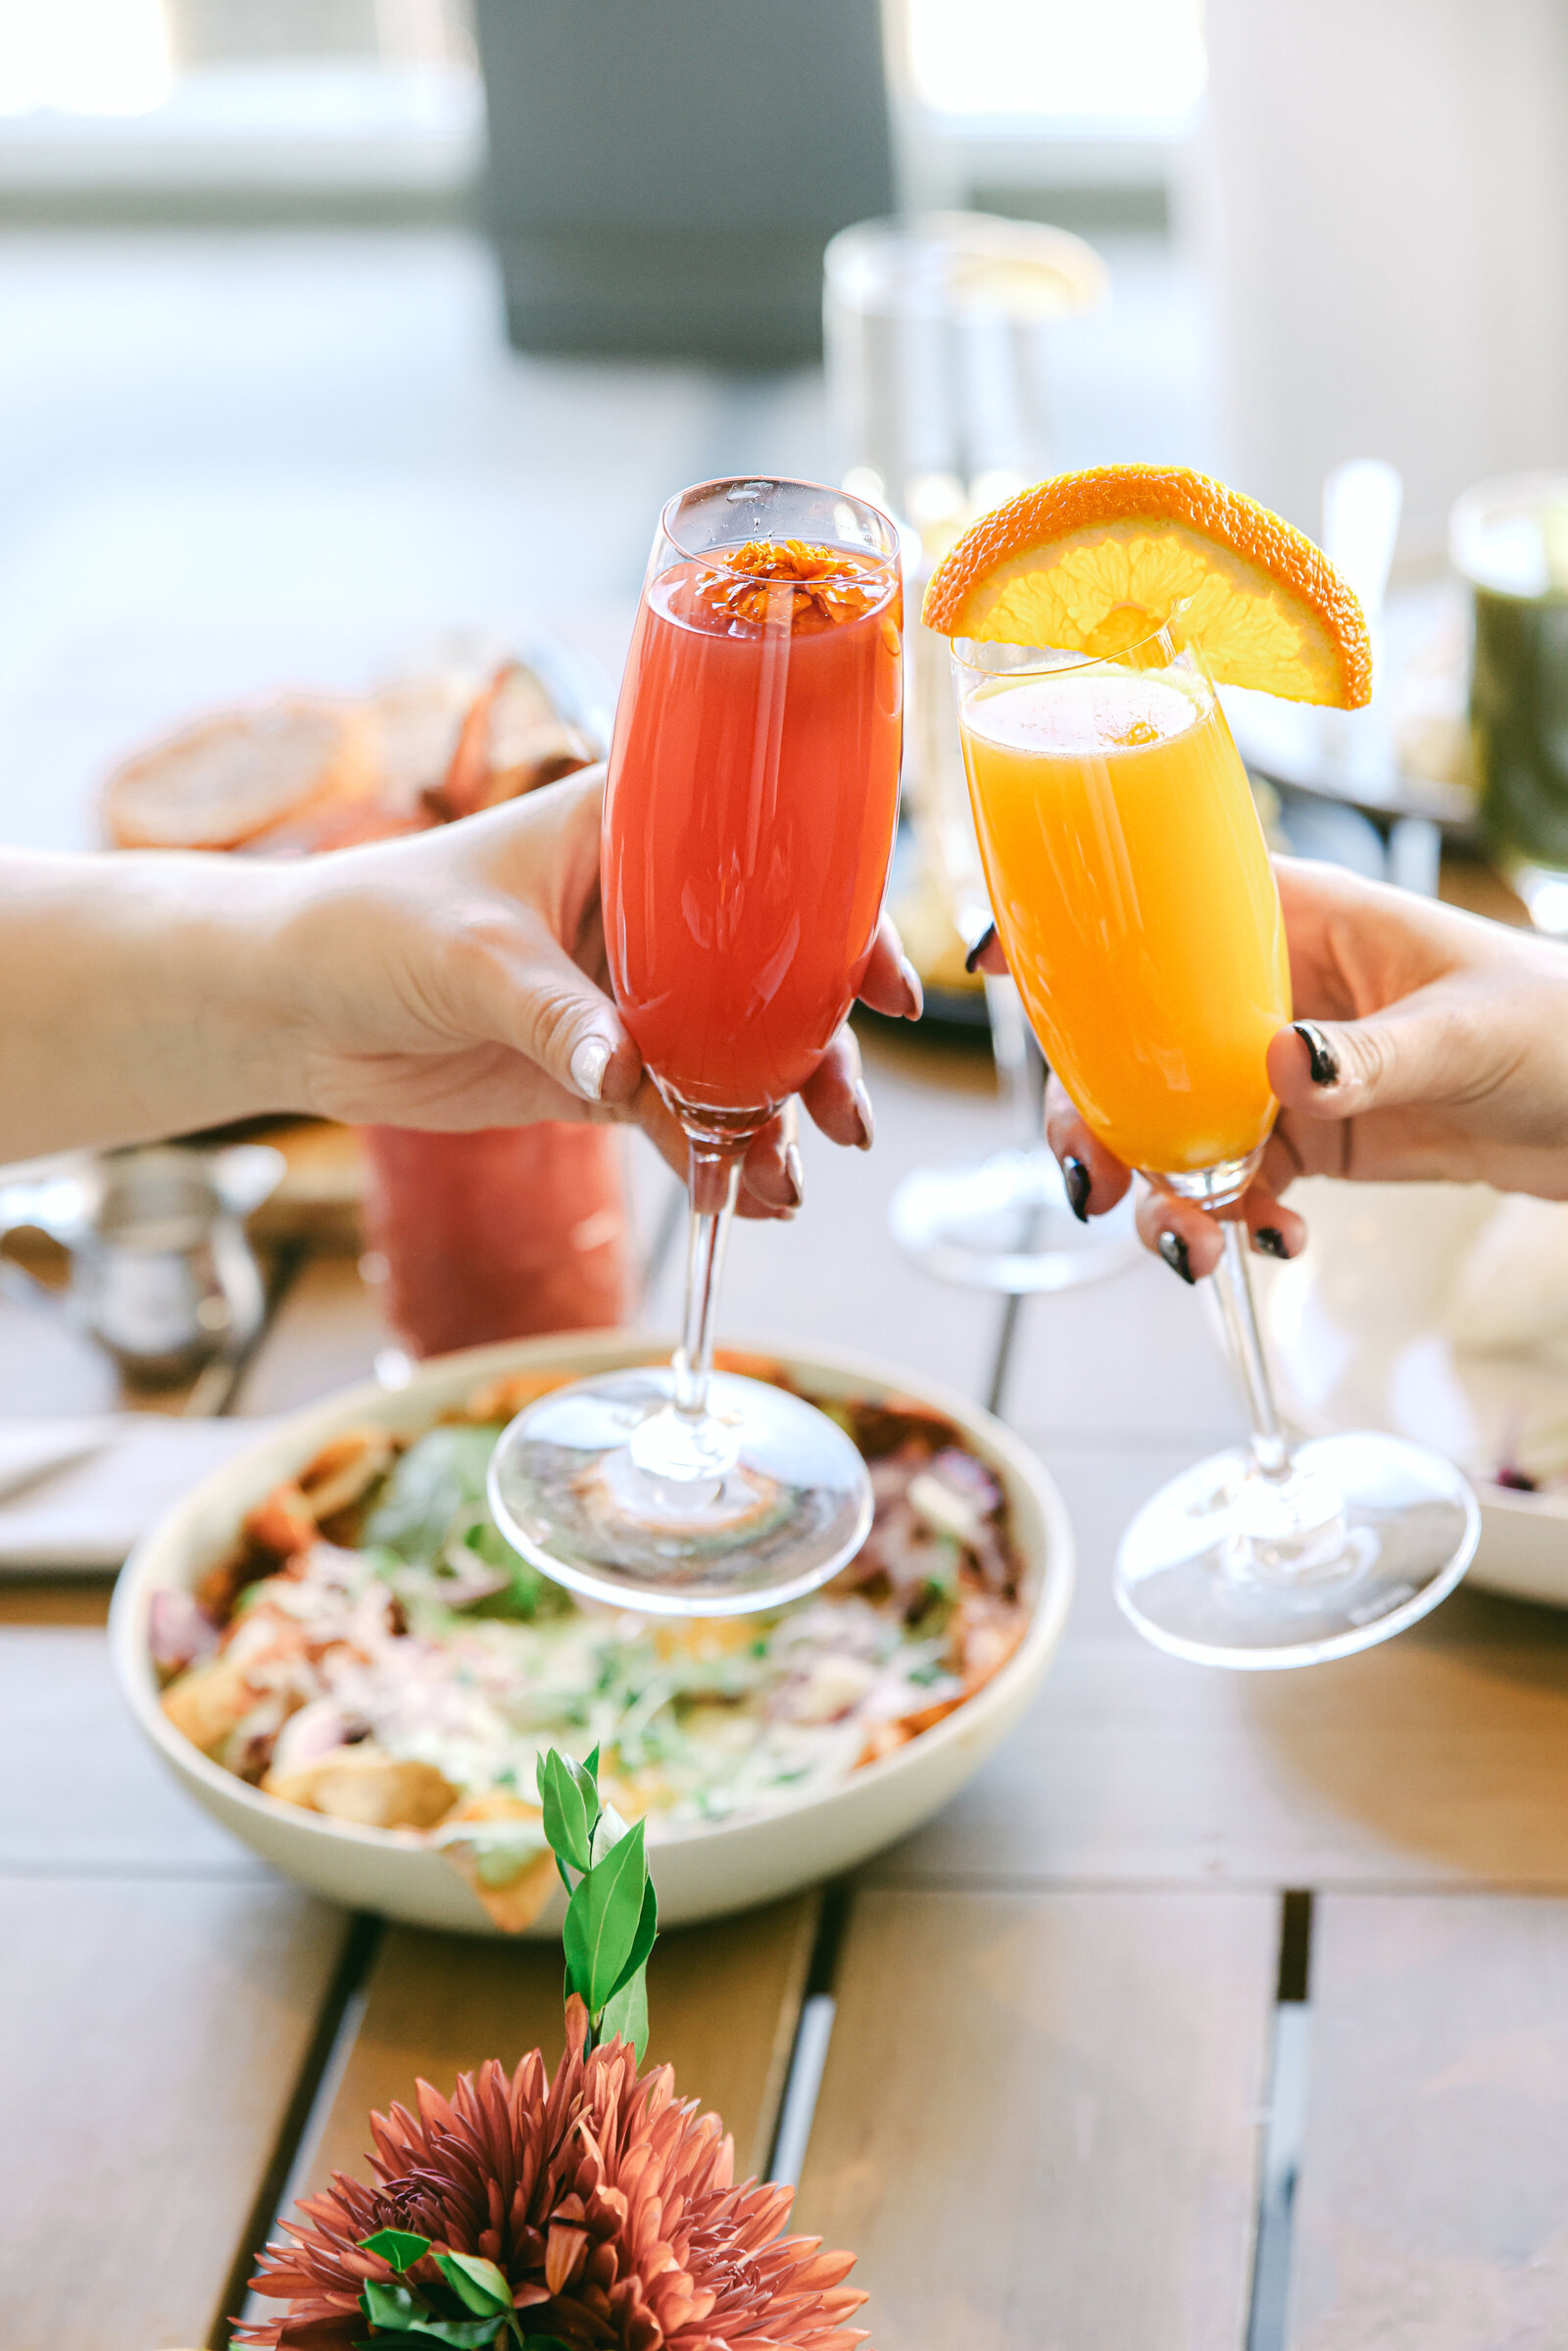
[1114,1430,1480,1668]
[889,1146,1140,1294]
[486,1365,873,1616]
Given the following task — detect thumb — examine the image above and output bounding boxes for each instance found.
[1267,996,1463,1120]
[483,935,643,1107]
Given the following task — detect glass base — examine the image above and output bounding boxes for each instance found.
[486,1365,873,1616]
[1115,1430,1480,1669]
[889,1146,1141,1295]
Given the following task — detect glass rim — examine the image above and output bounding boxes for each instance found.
[660,473,900,585]
[948,610,1192,681]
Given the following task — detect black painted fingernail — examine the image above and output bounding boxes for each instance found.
[1063,1154,1091,1223]
[1253,1226,1290,1259]
[1158,1231,1196,1285]
[964,921,998,976]
[1293,1020,1341,1087]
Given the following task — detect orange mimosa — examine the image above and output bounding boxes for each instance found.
[959,657,1290,1175]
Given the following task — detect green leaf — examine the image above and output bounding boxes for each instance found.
[535,1747,596,1878]
[563,1815,648,2013]
[357,2278,504,2346]
[365,1426,500,1562]
[608,1874,658,2003]
[436,2254,514,2318]
[360,2229,432,2273]
[598,1963,649,2061]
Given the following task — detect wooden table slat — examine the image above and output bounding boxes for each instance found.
[0,1879,347,2351]
[297,1895,819,2214]
[795,1886,1277,2351]
[1288,1891,1568,2346]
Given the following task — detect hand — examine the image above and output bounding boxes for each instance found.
[978,858,1568,1279]
[278,763,922,1220]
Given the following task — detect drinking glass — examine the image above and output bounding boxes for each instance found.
[954,622,1479,1667]
[489,477,903,1615]
[1450,473,1568,930]
[892,600,1139,1290]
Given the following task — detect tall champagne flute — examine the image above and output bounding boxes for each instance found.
[954,622,1479,1667]
[489,477,903,1614]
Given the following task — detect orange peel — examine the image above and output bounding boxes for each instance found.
[921,463,1372,708]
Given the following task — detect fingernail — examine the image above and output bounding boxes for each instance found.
[1293,1020,1341,1087]
[569,1036,612,1101]
[1158,1230,1196,1285]
[897,948,924,1018]
[853,1080,875,1151]
[1253,1225,1291,1259]
[1063,1154,1091,1223]
[784,1142,806,1209]
[964,921,997,976]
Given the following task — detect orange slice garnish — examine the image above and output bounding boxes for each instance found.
[921,463,1372,708]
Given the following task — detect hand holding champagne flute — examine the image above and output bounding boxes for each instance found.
[490,477,906,1614]
[926,465,1479,1668]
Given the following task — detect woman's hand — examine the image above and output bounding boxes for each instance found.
[277,763,922,1219]
[980,857,1568,1280]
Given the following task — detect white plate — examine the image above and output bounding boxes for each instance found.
[110,1330,1074,1935]
[1259,1179,1568,1606]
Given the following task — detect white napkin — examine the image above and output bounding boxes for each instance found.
[0,1415,271,1571]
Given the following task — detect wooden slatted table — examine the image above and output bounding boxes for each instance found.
[5,1033,1568,2351]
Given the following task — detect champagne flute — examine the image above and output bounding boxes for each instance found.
[489,477,904,1615]
[954,621,1479,1667]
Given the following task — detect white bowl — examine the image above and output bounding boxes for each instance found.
[110,1331,1074,1934]
[1258,1179,1568,1607]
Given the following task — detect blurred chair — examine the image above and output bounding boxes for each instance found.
[474,0,894,364]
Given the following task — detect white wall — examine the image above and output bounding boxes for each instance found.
[1197,0,1568,552]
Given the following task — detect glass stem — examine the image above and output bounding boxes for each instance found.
[1211,1218,1291,1480]
[984,971,1041,1151]
[671,1145,741,1421]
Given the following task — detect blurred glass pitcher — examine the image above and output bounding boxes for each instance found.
[0,1142,283,1383]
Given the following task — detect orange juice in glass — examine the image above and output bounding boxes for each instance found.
[957,632,1290,1197]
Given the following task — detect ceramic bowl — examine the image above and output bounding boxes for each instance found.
[110,1331,1074,1933]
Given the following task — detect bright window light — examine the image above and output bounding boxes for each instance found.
[0,0,172,116]
[905,0,1206,121]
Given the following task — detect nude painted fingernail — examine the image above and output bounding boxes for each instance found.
[1063,1154,1091,1223]
[569,1036,612,1101]
[853,1080,875,1151]
[1253,1225,1291,1259]
[1293,1020,1341,1087]
[784,1142,806,1209]
[963,921,997,976]
[897,949,924,1017]
[1158,1230,1196,1285]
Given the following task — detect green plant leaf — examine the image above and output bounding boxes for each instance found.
[535,1747,597,1878]
[360,2229,432,2273]
[562,1815,648,2013]
[436,2254,514,2317]
[608,1874,658,2003]
[357,2278,504,2346]
[598,1963,649,2062]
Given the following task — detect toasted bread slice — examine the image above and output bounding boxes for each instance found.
[103,698,373,850]
[432,661,595,820]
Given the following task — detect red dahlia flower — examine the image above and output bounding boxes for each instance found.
[236,1997,868,2351]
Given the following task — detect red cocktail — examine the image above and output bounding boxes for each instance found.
[488,477,904,1616]
[605,544,902,1122]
